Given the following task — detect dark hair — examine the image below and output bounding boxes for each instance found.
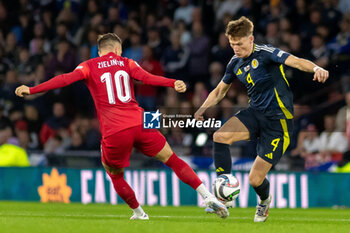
[0,119,11,131]
[97,33,122,50]
[225,16,254,38]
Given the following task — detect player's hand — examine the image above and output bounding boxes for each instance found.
[313,67,329,83]
[174,80,186,93]
[15,85,30,97]
[194,108,205,121]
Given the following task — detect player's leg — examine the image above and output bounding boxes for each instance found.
[249,156,272,222]
[156,142,229,218]
[155,142,203,191]
[101,129,148,220]
[135,128,203,192]
[249,156,272,200]
[155,142,213,200]
[213,115,250,176]
[103,163,149,220]
[251,118,293,222]
[206,110,255,213]
[135,128,228,218]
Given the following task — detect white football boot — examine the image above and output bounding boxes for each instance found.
[254,195,272,222]
[130,213,149,220]
[204,196,229,219]
[204,207,215,214]
[205,200,233,213]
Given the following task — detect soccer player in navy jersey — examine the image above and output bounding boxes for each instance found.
[194,17,329,222]
[15,33,228,220]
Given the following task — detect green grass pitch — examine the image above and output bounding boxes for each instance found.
[0,202,349,233]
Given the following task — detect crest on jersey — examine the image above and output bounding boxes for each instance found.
[252,59,259,69]
[143,110,161,129]
[244,65,250,72]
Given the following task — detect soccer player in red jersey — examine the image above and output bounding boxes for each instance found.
[15,33,228,220]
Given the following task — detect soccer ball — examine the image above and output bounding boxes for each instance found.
[213,174,240,202]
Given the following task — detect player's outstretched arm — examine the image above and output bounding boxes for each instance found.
[129,60,177,88]
[14,69,86,97]
[284,55,329,83]
[194,81,231,121]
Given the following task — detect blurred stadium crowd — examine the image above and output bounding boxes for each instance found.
[0,0,350,171]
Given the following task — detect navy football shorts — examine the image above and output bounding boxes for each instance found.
[236,107,293,165]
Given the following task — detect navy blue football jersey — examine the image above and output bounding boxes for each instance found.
[222,44,293,119]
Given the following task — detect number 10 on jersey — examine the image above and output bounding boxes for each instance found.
[100,70,132,104]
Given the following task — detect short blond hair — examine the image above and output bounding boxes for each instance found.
[97,33,122,50]
[225,16,254,38]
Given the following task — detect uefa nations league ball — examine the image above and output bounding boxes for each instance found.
[213,174,240,202]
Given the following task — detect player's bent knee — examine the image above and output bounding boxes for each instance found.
[156,153,172,163]
[154,142,173,163]
[102,162,124,175]
[249,174,264,187]
[213,131,230,144]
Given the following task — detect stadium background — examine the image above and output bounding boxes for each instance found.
[0,0,350,208]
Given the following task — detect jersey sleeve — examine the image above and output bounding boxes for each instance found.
[268,46,291,64]
[128,59,176,88]
[222,58,237,84]
[29,62,89,94]
[74,62,91,79]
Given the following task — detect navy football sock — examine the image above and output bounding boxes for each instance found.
[253,178,270,201]
[213,142,232,176]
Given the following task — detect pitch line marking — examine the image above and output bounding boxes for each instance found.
[1,212,350,222]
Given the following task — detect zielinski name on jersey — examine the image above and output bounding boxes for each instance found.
[98,59,125,69]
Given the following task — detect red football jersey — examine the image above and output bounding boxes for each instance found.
[30,52,176,141]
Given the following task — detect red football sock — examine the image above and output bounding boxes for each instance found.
[107,172,139,209]
[165,152,202,190]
